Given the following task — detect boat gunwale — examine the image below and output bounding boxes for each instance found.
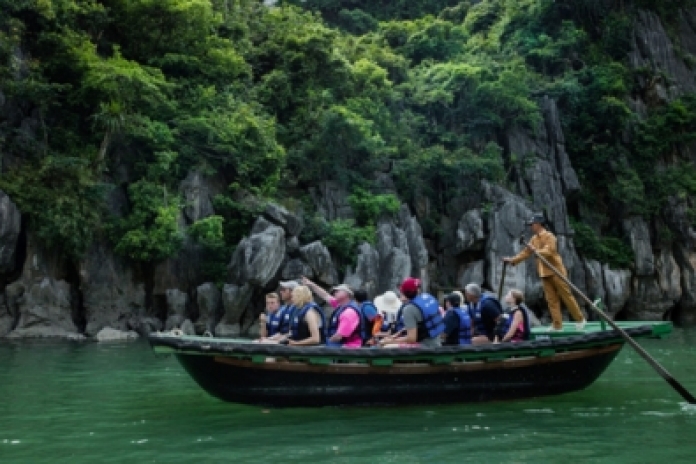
[149,325,661,365]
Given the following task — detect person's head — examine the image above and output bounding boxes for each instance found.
[505,288,524,307]
[279,280,299,303]
[291,285,313,308]
[525,213,546,235]
[444,293,461,310]
[464,283,482,303]
[399,277,421,300]
[331,284,354,304]
[353,289,368,304]
[453,291,465,307]
[265,292,280,313]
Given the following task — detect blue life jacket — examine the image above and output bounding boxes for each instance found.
[277,304,296,335]
[326,301,362,347]
[290,303,326,343]
[496,306,531,341]
[265,310,283,337]
[454,307,473,345]
[469,293,503,337]
[359,301,378,342]
[410,293,445,340]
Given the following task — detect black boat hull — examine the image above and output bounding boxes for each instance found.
[175,344,623,407]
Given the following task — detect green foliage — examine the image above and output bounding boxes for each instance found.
[189,215,225,249]
[570,219,634,269]
[323,219,375,267]
[0,156,104,257]
[348,189,400,225]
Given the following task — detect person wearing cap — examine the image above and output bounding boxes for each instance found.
[503,214,587,331]
[260,280,299,343]
[380,277,444,348]
[302,277,363,348]
[441,292,473,346]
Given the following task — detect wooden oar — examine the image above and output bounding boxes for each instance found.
[520,238,696,404]
[497,261,508,300]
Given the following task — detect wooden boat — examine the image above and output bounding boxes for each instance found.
[148,321,672,407]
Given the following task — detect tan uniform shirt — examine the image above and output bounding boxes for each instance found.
[510,229,566,278]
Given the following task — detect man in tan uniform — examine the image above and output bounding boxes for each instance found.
[503,214,586,331]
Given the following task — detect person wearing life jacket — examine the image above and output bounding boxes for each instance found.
[287,285,325,346]
[302,277,362,348]
[258,292,282,339]
[441,292,473,346]
[354,289,382,345]
[379,277,444,348]
[260,280,299,343]
[373,290,403,338]
[494,289,532,343]
[464,283,502,345]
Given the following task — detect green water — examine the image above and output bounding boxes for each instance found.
[1,331,695,464]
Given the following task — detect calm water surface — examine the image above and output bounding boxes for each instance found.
[1,330,696,463]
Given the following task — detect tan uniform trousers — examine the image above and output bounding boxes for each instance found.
[541,274,585,329]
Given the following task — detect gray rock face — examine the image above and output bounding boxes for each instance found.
[623,217,654,276]
[300,241,337,285]
[0,190,21,274]
[180,170,223,223]
[344,243,380,297]
[627,277,672,320]
[456,209,485,253]
[656,248,682,302]
[376,220,412,292]
[603,265,631,316]
[221,283,252,326]
[457,260,485,289]
[196,282,221,333]
[10,278,80,338]
[583,260,606,311]
[630,10,696,98]
[281,258,313,281]
[312,181,354,221]
[81,242,146,336]
[400,205,429,272]
[228,225,286,287]
[674,243,696,324]
[152,236,204,295]
[263,203,303,237]
[483,184,538,304]
[95,327,139,342]
[164,289,188,332]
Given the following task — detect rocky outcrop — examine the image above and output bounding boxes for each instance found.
[300,241,337,285]
[196,283,221,334]
[8,278,82,339]
[0,190,21,275]
[95,327,139,342]
[228,223,286,287]
[216,283,253,336]
[81,241,146,336]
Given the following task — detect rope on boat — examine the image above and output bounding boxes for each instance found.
[203,330,214,338]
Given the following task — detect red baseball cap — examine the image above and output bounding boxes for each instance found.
[399,277,421,295]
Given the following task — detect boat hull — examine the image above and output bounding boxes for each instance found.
[174,343,622,407]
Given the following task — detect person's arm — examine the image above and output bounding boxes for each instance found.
[302,276,334,304]
[258,313,268,339]
[371,314,384,336]
[288,310,322,346]
[381,305,418,345]
[501,310,524,342]
[506,246,532,265]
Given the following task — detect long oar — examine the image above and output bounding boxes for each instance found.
[497,261,508,300]
[521,238,696,404]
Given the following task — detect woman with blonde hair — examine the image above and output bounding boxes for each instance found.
[287,285,326,346]
[495,289,531,343]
